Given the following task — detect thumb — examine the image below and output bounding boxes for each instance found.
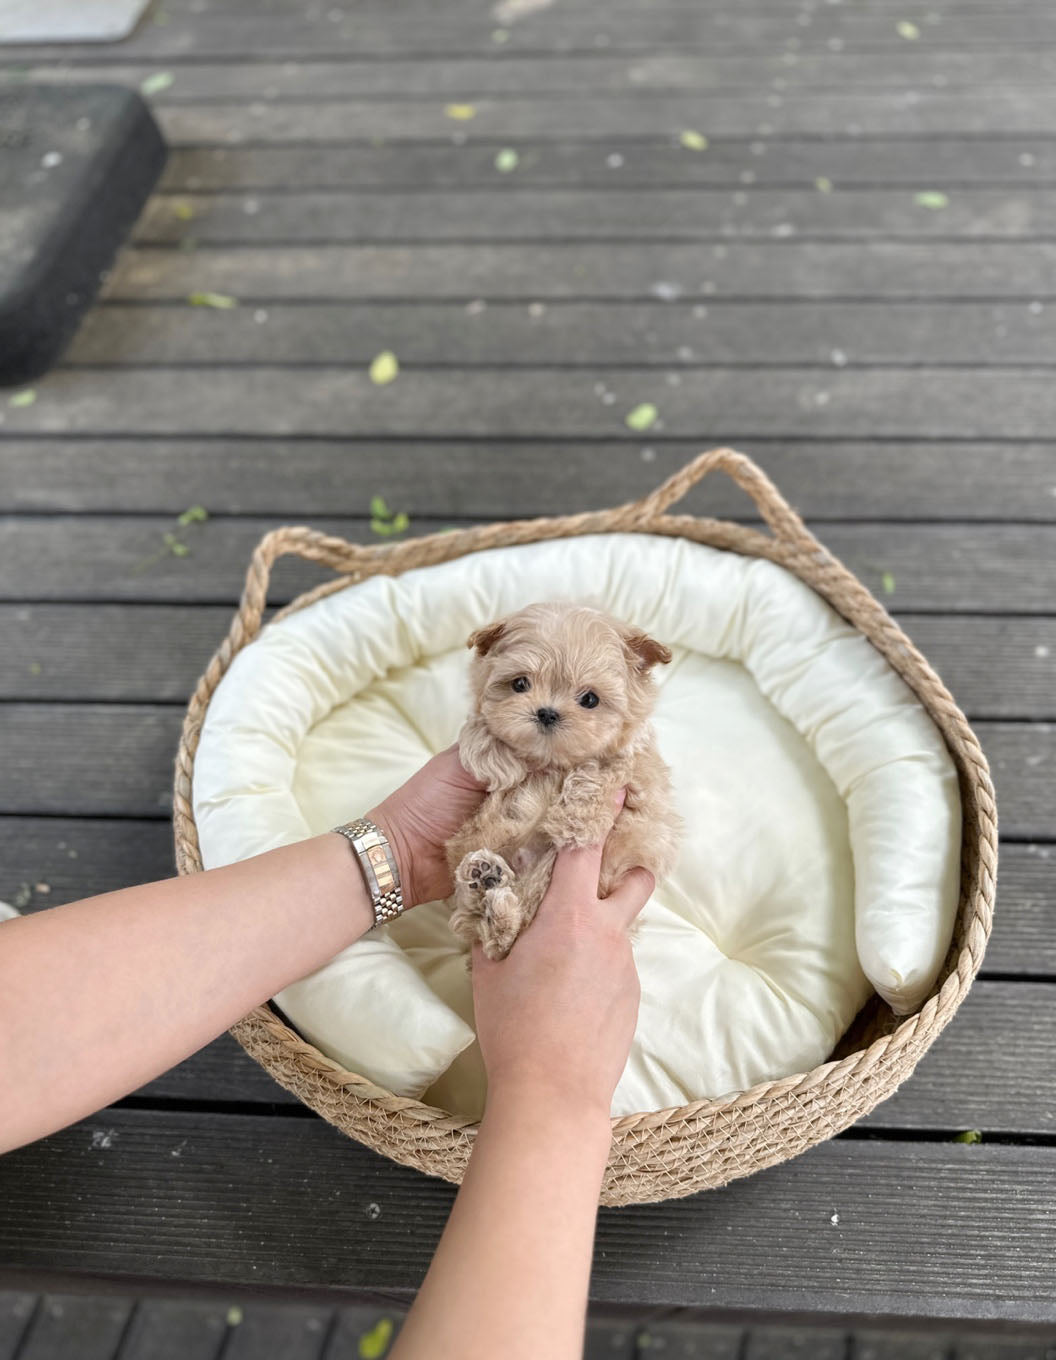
[539,785,629,911]
[603,865,656,929]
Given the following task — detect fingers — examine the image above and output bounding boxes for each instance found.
[603,866,656,929]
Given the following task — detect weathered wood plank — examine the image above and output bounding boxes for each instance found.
[11,10,1056,60]
[98,243,1056,302]
[126,190,1056,246]
[117,1299,228,1360]
[0,1292,34,1360]
[0,518,1052,612]
[152,91,1056,141]
[232,91,1056,142]
[1,1111,1053,1320]
[4,440,1055,522]
[3,607,1054,719]
[64,299,1056,366]
[0,819,176,911]
[160,141,1056,191]
[11,369,1056,442]
[13,1295,131,1360]
[0,700,1048,830]
[18,50,1056,99]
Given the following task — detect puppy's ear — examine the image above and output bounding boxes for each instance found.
[467,617,507,656]
[620,626,672,672]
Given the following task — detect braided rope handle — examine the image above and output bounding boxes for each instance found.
[626,447,821,551]
[235,447,818,647]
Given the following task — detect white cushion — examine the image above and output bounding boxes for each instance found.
[193,532,961,1119]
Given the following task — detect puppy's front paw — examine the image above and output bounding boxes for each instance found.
[456,848,515,895]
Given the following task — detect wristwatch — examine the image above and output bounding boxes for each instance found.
[331,817,405,927]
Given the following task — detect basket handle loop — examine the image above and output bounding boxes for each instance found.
[233,525,375,647]
[633,447,818,550]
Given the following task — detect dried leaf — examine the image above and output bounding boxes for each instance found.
[914,190,949,210]
[8,389,36,408]
[177,505,209,525]
[896,19,920,38]
[369,350,399,385]
[954,1129,982,1144]
[140,71,175,95]
[625,402,658,432]
[188,291,237,309]
[444,103,477,121]
[679,130,709,152]
[358,1317,394,1359]
[494,147,519,172]
[881,571,896,596]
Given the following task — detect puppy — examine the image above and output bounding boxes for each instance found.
[445,601,682,960]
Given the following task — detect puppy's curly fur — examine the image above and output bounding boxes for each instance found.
[445,601,682,960]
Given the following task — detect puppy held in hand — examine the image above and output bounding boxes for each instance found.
[445,601,682,960]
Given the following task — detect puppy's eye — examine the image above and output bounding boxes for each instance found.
[578,691,600,709]
[511,676,531,693]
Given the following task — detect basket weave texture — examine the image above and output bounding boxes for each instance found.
[173,449,997,1206]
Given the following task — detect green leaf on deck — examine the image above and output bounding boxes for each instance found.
[679,130,709,151]
[357,1317,394,1359]
[177,505,209,525]
[814,177,833,193]
[914,191,949,210]
[896,20,920,39]
[391,511,410,533]
[495,147,520,172]
[444,103,477,121]
[8,389,36,408]
[954,1129,982,1144]
[625,403,659,431]
[188,291,237,309]
[369,351,400,385]
[172,200,195,221]
[492,28,510,43]
[163,533,190,558]
[28,662,42,676]
[881,571,896,596]
[226,1306,243,1326]
[371,495,390,519]
[140,72,174,96]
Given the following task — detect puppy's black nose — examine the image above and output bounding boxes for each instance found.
[535,706,560,728]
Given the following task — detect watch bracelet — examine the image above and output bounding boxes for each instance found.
[331,817,405,926]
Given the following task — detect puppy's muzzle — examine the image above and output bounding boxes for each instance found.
[535,706,560,729]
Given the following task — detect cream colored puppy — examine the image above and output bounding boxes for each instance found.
[445,601,682,959]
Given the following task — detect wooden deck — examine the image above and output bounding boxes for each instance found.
[2,0,1056,1341]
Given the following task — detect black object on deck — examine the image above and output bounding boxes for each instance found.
[0,84,166,386]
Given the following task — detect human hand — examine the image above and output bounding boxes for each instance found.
[369,745,487,910]
[471,793,655,1118]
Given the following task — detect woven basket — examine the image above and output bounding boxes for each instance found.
[173,448,997,1206]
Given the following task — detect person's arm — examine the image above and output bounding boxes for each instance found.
[0,747,485,1155]
[391,809,655,1360]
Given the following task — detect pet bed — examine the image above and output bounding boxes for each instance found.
[174,449,996,1206]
